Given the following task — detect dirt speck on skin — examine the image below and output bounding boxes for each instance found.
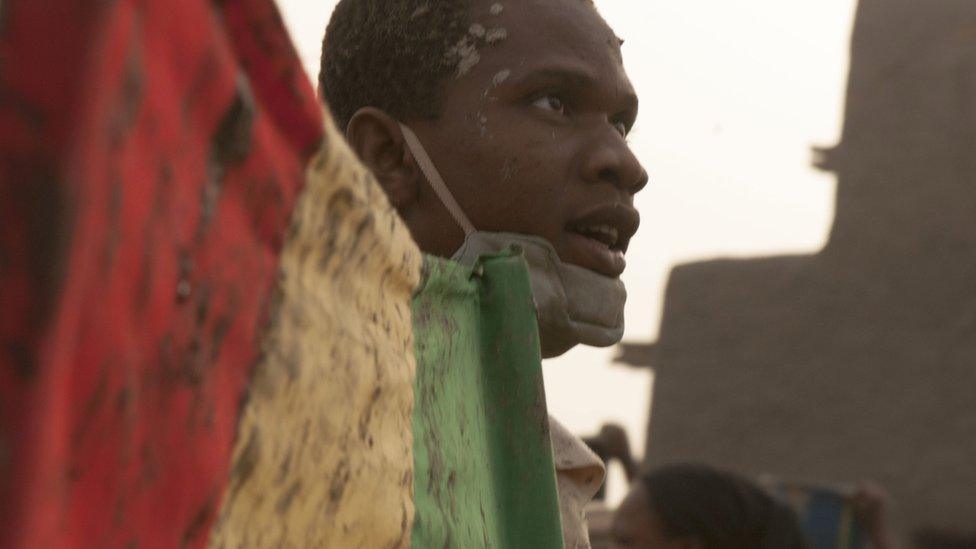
[448,36,482,77]
[478,114,490,138]
[500,157,518,182]
[492,69,511,86]
[485,27,507,44]
[490,3,504,16]
[446,16,507,77]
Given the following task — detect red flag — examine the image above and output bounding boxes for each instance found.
[0,0,323,546]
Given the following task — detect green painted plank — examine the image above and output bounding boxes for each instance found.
[412,251,564,549]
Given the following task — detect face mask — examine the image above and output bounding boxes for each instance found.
[400,124,626,358]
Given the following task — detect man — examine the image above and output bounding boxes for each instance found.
[320,0,647,545]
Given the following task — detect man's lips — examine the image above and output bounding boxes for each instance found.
[564,231,628,277]
[563,203,640,277]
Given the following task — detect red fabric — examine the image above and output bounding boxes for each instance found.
[0,0,323,547]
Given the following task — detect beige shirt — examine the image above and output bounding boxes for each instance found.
[550,416,606,549]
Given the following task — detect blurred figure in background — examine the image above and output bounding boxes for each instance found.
[583,422,898,548]
[611,463,811,549]
[609,463,898,549]
[584,423,640,499]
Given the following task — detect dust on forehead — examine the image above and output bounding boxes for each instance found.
[452,0,621,77]
[445,2,509,77]
[319,0,621,131]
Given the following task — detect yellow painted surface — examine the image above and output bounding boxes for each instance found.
[210,111,422,548]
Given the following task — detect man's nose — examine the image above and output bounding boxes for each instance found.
[581,127,648,195]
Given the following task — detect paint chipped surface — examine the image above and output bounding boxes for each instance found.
[490,3,504,16]
[210,111,422,548]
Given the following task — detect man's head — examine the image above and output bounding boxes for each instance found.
[320,0,647,278]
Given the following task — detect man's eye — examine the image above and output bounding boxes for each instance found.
[531,94,566,115]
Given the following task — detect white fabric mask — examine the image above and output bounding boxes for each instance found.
[400,124,626,358]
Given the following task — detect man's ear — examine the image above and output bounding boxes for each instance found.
[345,107,419,210]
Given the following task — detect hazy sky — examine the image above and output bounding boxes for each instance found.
[277,0,858,503]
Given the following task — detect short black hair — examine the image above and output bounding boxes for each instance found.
[640,463,810,549]
[319,0,479,130]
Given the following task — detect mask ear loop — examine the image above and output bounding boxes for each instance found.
[399,123,476,237]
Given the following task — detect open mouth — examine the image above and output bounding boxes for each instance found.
[565,204,640,277]
[570,223,622,251]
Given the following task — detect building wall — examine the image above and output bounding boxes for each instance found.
[632,0,976,538]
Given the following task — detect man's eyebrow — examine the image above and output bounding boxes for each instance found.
[512,63,601,89]
[514,64,638,109]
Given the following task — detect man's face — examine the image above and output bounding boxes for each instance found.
[407,0,647,278]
